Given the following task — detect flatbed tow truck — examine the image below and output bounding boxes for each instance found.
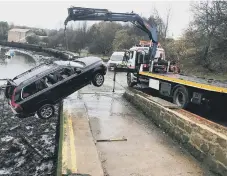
[64,6,227,111]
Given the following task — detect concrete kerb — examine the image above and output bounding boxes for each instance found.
[123,89,227,176]
[57,99,104,176]
[56,101,64,176]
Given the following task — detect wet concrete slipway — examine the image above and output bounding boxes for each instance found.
[0,50,59,176]
[63,71,214,176]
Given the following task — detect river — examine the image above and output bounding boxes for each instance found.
[0,49,36,79]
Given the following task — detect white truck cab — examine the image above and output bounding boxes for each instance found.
[126,46,165,69]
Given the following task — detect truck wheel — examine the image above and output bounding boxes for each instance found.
[173,86,190,108]
[37,104,55,119]
[127,72,136,87]
[92,72,104,87]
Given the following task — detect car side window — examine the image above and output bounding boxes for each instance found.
[22,78,47,99]
[22,83,38,99]
[36,67,76,89]
[15,92,21,102]
[41,67,74,87]
[43,71,62,87]
[59,67,75,79]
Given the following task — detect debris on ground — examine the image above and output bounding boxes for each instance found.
[0,95,60,176]
[96,136,127,142]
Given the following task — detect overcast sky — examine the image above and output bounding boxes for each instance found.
[0,0,193,39]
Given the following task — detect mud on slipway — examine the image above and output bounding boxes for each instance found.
[0,49,60,176]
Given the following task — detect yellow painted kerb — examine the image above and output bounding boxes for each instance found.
[139,71,227,93]
[68,115,77,173]
[62,113,77,174]
[62,121,67,174]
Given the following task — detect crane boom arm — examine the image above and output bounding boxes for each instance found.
[64,7,158,59]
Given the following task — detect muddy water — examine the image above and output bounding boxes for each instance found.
[0,52,35,79]
[0,50,59,176]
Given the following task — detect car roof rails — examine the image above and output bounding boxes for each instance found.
[13,63,48,80]
[0,78,14,89]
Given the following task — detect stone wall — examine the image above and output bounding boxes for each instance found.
[0,41,69,60]
[123,89,227,176]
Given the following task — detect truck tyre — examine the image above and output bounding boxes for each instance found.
[37,104,55,120]
[127,72,137,87]
[173,86,189,108]
[92,72,104,87]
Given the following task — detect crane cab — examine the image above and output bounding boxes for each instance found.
[126,46,166,70]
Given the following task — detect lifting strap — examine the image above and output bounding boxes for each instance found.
[64,25,68,50]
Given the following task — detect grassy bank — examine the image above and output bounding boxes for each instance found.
[180,58,227,81]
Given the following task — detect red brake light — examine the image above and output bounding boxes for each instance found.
[11,88,22,110]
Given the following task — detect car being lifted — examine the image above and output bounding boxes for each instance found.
[4,56,107,119]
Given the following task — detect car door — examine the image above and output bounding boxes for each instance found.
[20,79,48,114]
[59,66,89,97]
[71,66,92,87]
[43,68,67,103]
[40,67,79,103]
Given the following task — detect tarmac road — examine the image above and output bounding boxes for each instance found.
[66,70,214,176]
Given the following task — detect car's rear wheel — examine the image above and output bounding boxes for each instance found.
[37,104,55,119]
[92,72,104,87]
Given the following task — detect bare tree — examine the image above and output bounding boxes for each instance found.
[190,1,227,66]
[150,7,171,41]
[164,7,171,40]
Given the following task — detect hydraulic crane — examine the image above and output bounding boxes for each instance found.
[64,6,158,62]
[64,6,179,74]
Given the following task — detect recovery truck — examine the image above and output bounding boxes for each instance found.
[64,6,227,110]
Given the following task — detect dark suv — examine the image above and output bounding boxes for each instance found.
[4,57,107,119]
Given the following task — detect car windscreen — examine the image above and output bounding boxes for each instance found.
[110,55,124,61]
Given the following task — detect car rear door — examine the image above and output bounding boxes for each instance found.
[37,67,75,103]
[57,67,87,98]
[52,66,91,99]
[20,79,49,113]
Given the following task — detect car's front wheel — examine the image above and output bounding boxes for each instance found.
[92,72,104,87]
[37,104,55,119]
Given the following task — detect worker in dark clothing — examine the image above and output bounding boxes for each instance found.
[63,68,74,77]
[123,52,129,62]
[56,72,64,81]
[47,74,56,84]
[158,53,163,62]
[47,72,63,84]
[35,78,47,91]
